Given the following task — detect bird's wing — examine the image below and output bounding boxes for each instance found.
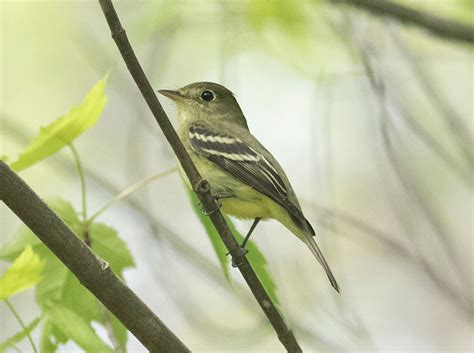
[188,124,314,234]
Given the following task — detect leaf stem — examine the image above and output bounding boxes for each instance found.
[68,143,87,223]
[4,299,38,353]
[87,167,177,224]
[69,143,91,245]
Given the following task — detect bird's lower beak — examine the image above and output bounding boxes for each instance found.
[158,89,184,101]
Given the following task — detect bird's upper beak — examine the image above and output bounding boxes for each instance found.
[158,89,184,101]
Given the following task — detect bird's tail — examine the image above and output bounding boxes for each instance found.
[300,229,340,293]
[274,207,340,292]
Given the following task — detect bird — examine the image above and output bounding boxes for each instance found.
[158,82,339,292]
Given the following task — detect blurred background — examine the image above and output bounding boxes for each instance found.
[1,0,472,352]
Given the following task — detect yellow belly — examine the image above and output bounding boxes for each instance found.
[220,196,274,220]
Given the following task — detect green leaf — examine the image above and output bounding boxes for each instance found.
[0,246,44,299]
[186,189,231,282]
[0,199,78,262]
[33,202,133,350]
[35,221,132,350]
[10,74,108,172]
[45,305,114,353]
[49,198,83,234]
[0,227,41,261]
[0,198,133,351]
[90,223,135,276]
[39,320,60,353]
[0,317,40,353]
[225,216,280,307]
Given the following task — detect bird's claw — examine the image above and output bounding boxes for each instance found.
[200,198,221,216]
[229,247,249,268]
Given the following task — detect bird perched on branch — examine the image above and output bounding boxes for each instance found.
[159,82,339,292]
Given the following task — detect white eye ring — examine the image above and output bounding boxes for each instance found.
[200,90,215,102]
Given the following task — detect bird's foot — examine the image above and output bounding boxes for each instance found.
[200,198,221,216]
[226,246,249,268]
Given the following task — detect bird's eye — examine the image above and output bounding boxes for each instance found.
[200,90,214,102]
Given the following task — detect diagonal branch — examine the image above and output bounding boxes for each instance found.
[97,0,302,351]
[0,161,190,353]
[332,0,474,44]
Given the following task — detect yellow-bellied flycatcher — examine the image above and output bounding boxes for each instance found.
[159,82,339,292]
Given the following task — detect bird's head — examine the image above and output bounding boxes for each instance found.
[158,82,248,128]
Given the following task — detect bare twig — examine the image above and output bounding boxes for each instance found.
[332,0,474,44]
[389,30,473,166]
[87,168,177,224]
[97,0,302,351]
[0,161,190,353]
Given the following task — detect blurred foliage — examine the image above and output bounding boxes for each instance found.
[244,0,308,34]
[397,0,474,24]
[0,317,40,353]
[129,0,351,77]
[43,305,115,353]
[239,0,351,76]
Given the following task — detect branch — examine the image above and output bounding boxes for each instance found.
[0,161,190,353]
[332,0,474,44]
[97,0,302,351]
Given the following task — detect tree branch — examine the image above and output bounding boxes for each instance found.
[332,0,474,44]
[97,0,302,351]
[0,161,190,353]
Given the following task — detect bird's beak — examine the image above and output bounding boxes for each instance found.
[158,89,184,101]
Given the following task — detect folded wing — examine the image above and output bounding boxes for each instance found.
[188,124,314,234]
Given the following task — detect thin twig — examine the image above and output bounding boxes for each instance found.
[97,1,302,351]
[0,161,190,353]
[332,0,474,44]
[389,29,473,167]
[70,143,127,351]
[4,299,38,353]
[68,143,87,223]
[87,168,177,224]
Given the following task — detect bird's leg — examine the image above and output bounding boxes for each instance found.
[241,217,261,249]
[231,217,261,267]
